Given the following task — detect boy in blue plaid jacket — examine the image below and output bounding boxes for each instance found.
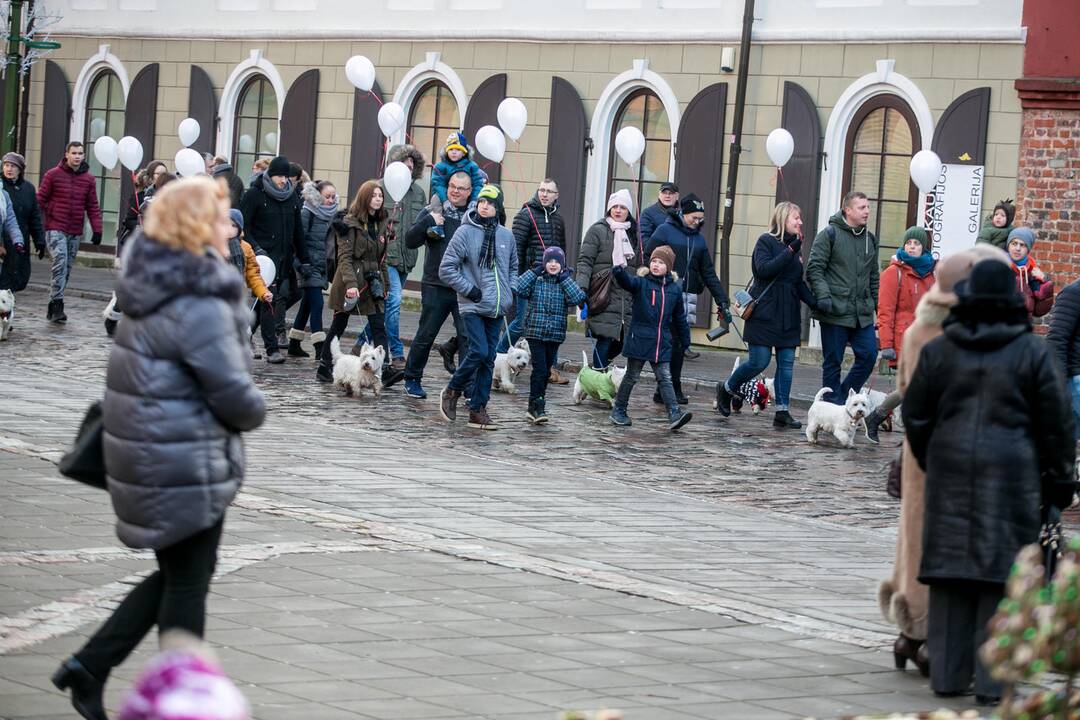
[515,246,586,424]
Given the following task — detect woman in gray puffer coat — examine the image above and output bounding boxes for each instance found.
[52,177,265,720]
[287,180,338,358]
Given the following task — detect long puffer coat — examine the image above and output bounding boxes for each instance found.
[877,256,936,365]
[903,301,1076,586]
[105,231,266,550]
[327,213,389,316]
[742,231,817,348]
[298,182,334,288]
[575,218,646,341]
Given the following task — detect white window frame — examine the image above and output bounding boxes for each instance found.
[217,49,287,161]
[70,44,129,142]
[389,52,469,153]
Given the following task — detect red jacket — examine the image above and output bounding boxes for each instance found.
[1011,257,1055,318]
[37,160,103,236]
[877,257,936,365]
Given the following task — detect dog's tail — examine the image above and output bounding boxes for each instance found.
[813,387,833,403]
[330,336,342,362]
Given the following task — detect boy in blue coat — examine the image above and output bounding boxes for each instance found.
[516,246,586,424]
[609,244,693,431]
[430,132,486,204]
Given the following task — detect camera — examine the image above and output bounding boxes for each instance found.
[365,273,385,300]
[706,320,729,341]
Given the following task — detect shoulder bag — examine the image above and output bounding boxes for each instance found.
[58,401,107,490]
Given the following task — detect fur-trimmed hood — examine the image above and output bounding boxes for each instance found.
[914,285,956,327]
[636,265,679,283]
[301,180,324,208]
[115,230,244,318]
[388,144,426,181]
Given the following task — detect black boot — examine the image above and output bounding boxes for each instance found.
[287,339,309,357]
[53,299,68,324]
[773,410,802,429]
[864,408,885,444]
[46,299,55,321]
[714,382,732,417]
[437,337,458,375]
[52,657,107,720]
[381,365,405,388]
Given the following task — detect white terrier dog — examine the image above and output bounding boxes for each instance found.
[572,350,627,407]
[330,336,385,398]
[0,289,13,341]
[492,337,531,394]
[805,387,870,448]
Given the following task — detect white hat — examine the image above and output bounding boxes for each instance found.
[606,188,634,216]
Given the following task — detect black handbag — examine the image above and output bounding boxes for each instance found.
[58,401,107,490]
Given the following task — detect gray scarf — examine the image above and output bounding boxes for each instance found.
[261,173,294,202]
[305,200,338,223]
[443,199,470,222]
[212,162,233,177]
[226,235,245,275]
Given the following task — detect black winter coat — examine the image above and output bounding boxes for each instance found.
[743,232,817,348]
[404,205,469,288]
[239,178,310,274]
[0,176,43,291]
[513,196,566,275]
[106,231,266,550]
[639,201,677,244]
[646,216,728,300]
[612,265,691,364]
[1047,278,1080,378]
[903,304,1076,586]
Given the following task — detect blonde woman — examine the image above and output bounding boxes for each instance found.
[716,201,819,428]
[52,177,265,720]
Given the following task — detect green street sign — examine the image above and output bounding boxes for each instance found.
[23,39,61,50]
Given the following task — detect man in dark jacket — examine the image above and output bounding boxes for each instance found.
[239,155,310,363]
[36,142,103,323]
[1047,277,1080,437]
[401,171,473,399]
[807,190,879,404]
[638,181,679,244]
[903,259,1076,703]
[0,152,44,293]
[496,179,567,380]
[211,155,245,209]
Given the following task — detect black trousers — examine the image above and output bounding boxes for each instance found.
[928,582,1004,698]
[526,338,560,404]
[404,284,468,381]
[669,332,686,394]
[320,310,387,369]
[75,519,224,679]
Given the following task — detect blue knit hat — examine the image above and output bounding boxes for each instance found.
[229,208,244,233]
[542,246,565,268]
[1007,226,1035,250]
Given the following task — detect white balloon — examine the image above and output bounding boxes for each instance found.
[496,97,528,141]
[238,134,255,154]
[377,102,406,138]
[263,132,278,152]
[174,147,206,177]
[345,55,376,92]
[614,126,646,166]
[765,128,795,168]
[117,136,144,172]
[909,149,944,194]
[93,136,119,170]
[89,117,106,140]
[178,118,201,148]
[383,161,412,203]
[256,255,276,286]
[474,125,506,163]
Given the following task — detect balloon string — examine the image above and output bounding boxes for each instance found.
[777,166,789,202]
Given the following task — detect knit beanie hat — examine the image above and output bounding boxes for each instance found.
[902,226,929,252]
[606,188,634,217]
[1007,226,1035,251]
[444,132,468,156]
[229,208,244,233]
[2,152,26,172]
[542,246,565,269]
[679,193,704,216]
[650,245,676,272]
[118,647,250,720]
[935,244,1010,295]
[994,198,1016,226]
[956,258,1024,308]
[476,183,504,214]
[267,155,290,178]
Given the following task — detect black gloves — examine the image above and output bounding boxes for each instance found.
[787,237,802,255]
[91,231,102,245]
[558,268,573,282]
[720,304,733,324]
[466,286,483,303]
[36,244,46,260]
[817,297,833,314]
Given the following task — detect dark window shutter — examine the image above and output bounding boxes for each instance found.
[280,69,320,176]
[38,60,71,181]
[119,63,159,242]
[347,79,384,201]
[187,65,216,157]
[932,87,991,166]
[463,73,506,185]
[674,82,727,327]
[545,76,587,269]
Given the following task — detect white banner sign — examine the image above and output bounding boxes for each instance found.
[925,163,984,260]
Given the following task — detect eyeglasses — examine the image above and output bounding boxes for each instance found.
[448,184,471,193]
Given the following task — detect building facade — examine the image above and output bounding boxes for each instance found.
[23,0,1027,343]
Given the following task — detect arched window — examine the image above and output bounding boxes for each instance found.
[607,89,671,219]
[841,95,921,263]
[407,80,460,190]
[84,70,125,243]
[232,75,278,176]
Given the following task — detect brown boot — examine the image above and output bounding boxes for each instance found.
[548,367,569,385]
[439,386,461,422]
[467,407,498,430]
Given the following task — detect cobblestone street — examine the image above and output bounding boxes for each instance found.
[0,279,987,719]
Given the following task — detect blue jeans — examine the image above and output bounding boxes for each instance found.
[361,267,404,358]
[45,230,80,301]
[590,331,624,370]
[725,345,796,410]
[819,321,879,405]
[292,286,325,334]
[1070,376,1080,441]
[450,313,501,411]
[496,296,528,353]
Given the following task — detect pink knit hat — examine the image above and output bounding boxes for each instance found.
[119,648,249,720]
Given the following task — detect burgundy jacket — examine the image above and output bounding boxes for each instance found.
[37,160,103,236]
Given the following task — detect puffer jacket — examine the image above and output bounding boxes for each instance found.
[298,182,335,288]
[1011,257,1055,318]
[383,144,425,274]
[37,159,102,236]
[1047,278,1080,378]
[240,239,269,299]
[639,201,677,244]
[977,223,1009,250]
[239,175,309,271]
[575,218,646,341]
[327,213,389,316]
[430,148,486,203]
[647,215,728,301]
[439,210,518,318]
[877,256,936,365]
[404,202,471,288]
[513,195,566,275]
[516,267,586,343]
[612,264,691,364]
[806,211,879,328]
[104,231,265,550]
[903,301,1076,585]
